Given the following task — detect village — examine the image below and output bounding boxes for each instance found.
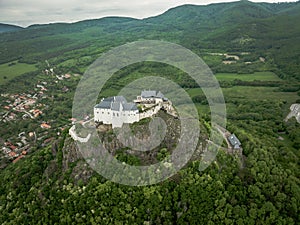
[0,65,82,166]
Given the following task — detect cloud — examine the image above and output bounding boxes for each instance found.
[0,0,298,27]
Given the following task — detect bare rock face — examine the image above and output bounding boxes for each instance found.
[44,136,93,184]
[51,141,58,156]
[61,137,82,171]
[61,137,93,183]
[96,110,182,165]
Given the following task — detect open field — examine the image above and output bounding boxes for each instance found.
[0,61,37,85]
[188,86,299,103]
[215,72,282,81]
[187,86,299,117]
[221,86,298,103]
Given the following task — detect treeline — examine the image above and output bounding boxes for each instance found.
[220,80,285,88]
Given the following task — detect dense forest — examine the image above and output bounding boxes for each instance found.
[0,1,300,224]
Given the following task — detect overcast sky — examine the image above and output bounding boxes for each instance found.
[0,0,297,27]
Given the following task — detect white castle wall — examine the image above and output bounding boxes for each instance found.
[94,108,111,124]
[69,125,91,143]
[94,107,139,128]
[139,104,161,120]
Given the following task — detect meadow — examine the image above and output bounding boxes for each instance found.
[187,86,299,117]
[215,71,282,81]
[0,61,37,85]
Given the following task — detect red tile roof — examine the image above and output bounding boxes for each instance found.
[41,123,51,129]
[9,145,17,151]
[9,151,17,157]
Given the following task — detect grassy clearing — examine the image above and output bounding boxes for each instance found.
[215,72,282,81]
[188,86,298,103]
[99,88,119,99]
[59,59,76,67]
[221,86,298,103]
[186,88,205,98]
[187,86,299,117]
[0,61,37,85]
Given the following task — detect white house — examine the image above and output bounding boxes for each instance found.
[94,96,139,128]
[134,90,167,104]
[227,134,242,149]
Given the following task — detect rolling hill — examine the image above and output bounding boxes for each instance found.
[0,1,299,80]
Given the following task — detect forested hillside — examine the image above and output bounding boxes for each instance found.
[0,1,300,224]
[0,1,300,80]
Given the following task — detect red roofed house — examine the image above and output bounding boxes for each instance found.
[64,74,71,79]
[9,151,17,157]
[41,123,51,129]
[9,145,17,151]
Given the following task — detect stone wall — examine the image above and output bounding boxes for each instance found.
[69,125,91,143]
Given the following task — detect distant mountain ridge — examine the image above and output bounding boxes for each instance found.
[0,1,299,80]
[2,1,300,30]
[0,23,23,33]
